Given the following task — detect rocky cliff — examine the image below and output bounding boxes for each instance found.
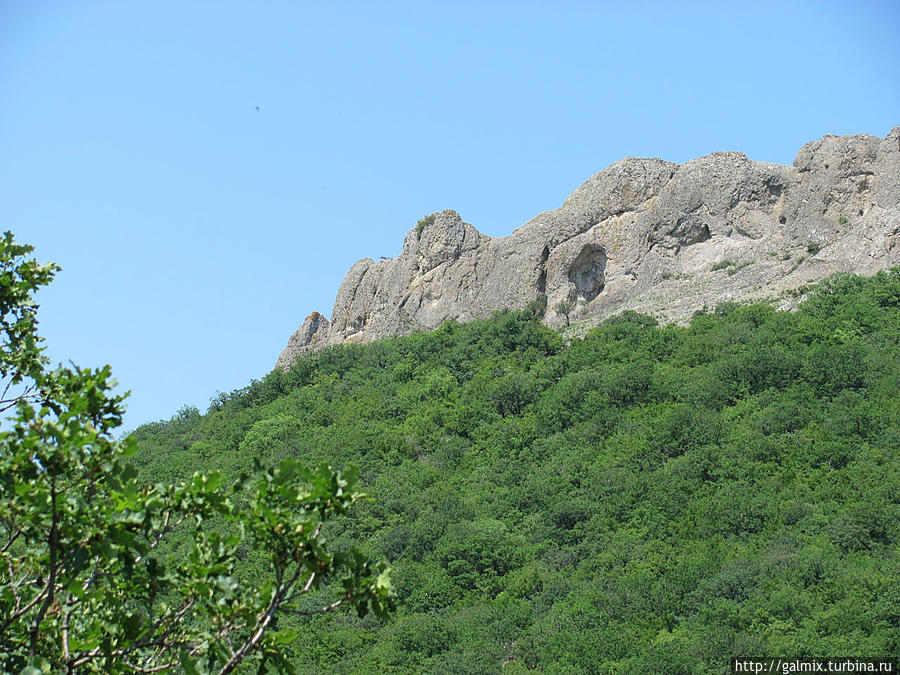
[277,127,900,369]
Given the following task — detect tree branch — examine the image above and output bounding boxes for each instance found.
[0,577,49,636]
[1,525,21,554]
[282,597,347,616]
[29,478,59,657]
[215,561,306,675]
[121,657,179,673]
[134,510,188,566]
[68,599,197,668]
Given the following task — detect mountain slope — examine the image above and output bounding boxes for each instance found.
[136,269,900,673]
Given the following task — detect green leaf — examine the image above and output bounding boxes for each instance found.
[180,651,205,675]
[122,481,139,503]
[269,626,299,645]
[122,612,142,640]
[119,462,138,482]
[204,471,222,492]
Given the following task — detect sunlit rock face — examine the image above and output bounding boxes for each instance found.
[278,126,900,368]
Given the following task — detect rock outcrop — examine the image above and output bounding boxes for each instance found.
[277,127,900,369]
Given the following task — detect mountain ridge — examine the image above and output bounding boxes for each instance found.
[278,127,900,369]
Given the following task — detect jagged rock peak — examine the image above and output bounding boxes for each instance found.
[402,210,489,275]
[275,311,329,369]
[277,126,900,369]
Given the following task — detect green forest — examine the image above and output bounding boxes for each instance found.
[126,269,900,673]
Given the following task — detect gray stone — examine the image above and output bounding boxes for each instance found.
[275,311,329,370]
[277,126,900,367]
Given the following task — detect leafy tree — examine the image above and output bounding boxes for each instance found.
[0,232,59,410]
[0,233,393,674]
[554,299,575,326]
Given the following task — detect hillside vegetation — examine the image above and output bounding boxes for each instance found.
[133,270,900,674]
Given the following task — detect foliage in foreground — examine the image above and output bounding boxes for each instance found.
[135,268,900,674]
[0,233,393,674]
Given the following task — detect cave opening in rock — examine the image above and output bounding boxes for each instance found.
[568,245,607,302]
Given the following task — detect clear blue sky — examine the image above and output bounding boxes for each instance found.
[1,0,898,431]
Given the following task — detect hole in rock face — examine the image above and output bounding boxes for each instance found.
[671,219,711,246]
[568,245,607,302]
[779,216,786,225]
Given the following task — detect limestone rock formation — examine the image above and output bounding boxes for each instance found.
[278,127,900,368]
[275,311,329,369]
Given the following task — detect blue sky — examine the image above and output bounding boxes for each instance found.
[1,0,898,430]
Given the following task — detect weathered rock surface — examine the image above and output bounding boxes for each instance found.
[275,311,329,369]
[277,127,900,368]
